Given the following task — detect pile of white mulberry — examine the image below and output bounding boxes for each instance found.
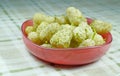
[25,7,112,48]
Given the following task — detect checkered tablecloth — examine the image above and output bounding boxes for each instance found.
[0,0,120,76]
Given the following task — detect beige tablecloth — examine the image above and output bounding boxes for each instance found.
[0,0,120,76]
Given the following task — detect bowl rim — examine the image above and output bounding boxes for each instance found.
[21,19,112,51]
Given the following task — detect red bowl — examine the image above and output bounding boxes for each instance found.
[21,18,112,65]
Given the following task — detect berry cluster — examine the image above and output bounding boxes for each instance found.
[25,7,112,48]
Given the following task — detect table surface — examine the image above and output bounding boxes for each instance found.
[0,0,120,76]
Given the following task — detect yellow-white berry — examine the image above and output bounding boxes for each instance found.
[25,26,34,35]
[50,29,73,48]
[36,22,49,34]
[79,39,95,47]
[28,32,41,44]
[93,34,105,46]
[39,23,60,43]
[41,44,52,48]
[66,7,86,26]
[90,20,112,34]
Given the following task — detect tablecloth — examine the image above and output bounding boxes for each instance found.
[0,0,120,76]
